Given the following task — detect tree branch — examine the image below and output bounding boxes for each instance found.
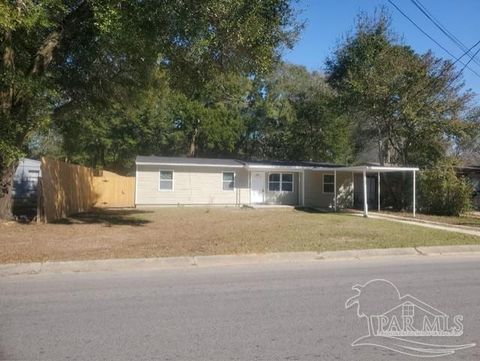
[29,1,90,76]
[30,31,62,76]
[0,30,15,112]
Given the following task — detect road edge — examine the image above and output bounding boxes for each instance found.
[2,245,480,277]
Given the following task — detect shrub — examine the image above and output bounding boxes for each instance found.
[419,160,474,216]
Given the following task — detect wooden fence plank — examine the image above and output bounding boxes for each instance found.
[93,170,135,208]
[40,158,135,222]
[40,158,96,222]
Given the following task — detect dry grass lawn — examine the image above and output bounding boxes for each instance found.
[1,207,479,264]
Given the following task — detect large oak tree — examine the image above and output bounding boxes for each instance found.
[0,0,298,218]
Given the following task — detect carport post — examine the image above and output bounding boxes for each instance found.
[363,169,368,217]
[301,169,305,207]
[377,171,381,212]
[413,170,416,218]
[334,169,337,211]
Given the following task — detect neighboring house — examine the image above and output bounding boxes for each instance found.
[135,156,418,216]
[13,158,42,217]
[456,165,480,210]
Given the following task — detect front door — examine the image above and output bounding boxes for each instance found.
[251,172,265,204]
[354,174,378,210]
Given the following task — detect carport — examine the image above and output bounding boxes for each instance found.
[330,165,420,217]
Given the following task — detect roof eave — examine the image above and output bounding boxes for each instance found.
[135,161,243,168]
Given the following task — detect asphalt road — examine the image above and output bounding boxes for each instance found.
[1,255,480,360]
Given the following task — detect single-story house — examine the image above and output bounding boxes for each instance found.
[135,156,419,216]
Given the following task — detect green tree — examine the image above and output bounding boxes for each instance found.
[419,158,473,216]
[326,9,474,167]
[0,0,298,218]
[244,63,354,163]
[455,107,480,165]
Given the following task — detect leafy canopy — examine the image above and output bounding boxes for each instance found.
[326,9,474,167]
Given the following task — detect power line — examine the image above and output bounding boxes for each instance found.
[410,0,480,68]
[405,38,480,104]
[441,38,480,70]
[410,40,480,116]
[387,0,480,79]
[452,42,480,86]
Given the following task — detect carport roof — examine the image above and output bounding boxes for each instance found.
[334,165,419,172]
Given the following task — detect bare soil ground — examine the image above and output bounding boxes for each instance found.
[1,207,479,264]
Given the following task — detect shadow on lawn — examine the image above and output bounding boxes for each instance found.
[52,208,152,226]
[294,206,352,214]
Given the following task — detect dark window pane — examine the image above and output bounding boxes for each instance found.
[282,174,292,182]
[281,182,293,192]
[324,175,334,183]
[160,171,173,180]
[323,183,334,193]
[269,173,280,182]
[269,182,280,191]
[223,181,234,190]
[223,172,234,182]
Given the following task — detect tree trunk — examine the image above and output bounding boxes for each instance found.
[188,127,199,157]
[377,139,384,166]
[0,161,18,220]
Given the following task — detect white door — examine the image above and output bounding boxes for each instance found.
[250,172,265,204]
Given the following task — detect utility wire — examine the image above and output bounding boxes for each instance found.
[387,0,480,79]
[448,42,480,90]
[401,38,480,104]
[411,40,480,116]
[410,0,480,68]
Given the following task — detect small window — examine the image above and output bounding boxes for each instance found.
[281,173,293,192]
[223,172,235,190]
[268,173,281,191]
[323,174,334,193]
[268,173,293,192]
[159,170,173,190]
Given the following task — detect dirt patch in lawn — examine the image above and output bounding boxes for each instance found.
[1,207,479,264]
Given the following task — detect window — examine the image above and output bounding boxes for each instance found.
[281,173,293,192]
[323,174,334,193]
[223,172,235,190]
[268,173,293,192]
[159,170,173,190]
[268,173,281,191]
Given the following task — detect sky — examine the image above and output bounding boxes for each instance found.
[282,0,480,102]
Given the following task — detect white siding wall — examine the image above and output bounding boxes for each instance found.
[263,172,300,205]
[136,165,353,208]
[304,170,353,208]
[136,165,250,205]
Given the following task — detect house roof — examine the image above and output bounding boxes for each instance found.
[135,155,418,172]
[243,159,341,168]
[135,156,244,168]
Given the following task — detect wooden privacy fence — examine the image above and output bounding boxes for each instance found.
[93,170,135,208]
[39,158,135,222]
